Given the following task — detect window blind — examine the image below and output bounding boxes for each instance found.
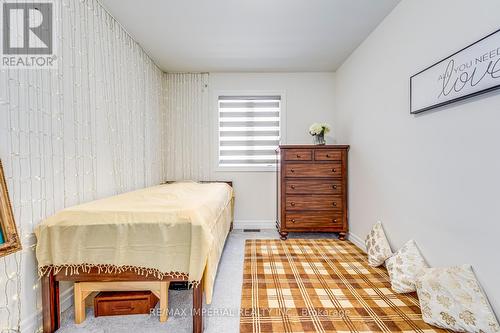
[218,95,281,167]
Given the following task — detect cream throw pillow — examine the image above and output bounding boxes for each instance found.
[416,265,500,333]
[365,221,392,267]
[385,240,428,293]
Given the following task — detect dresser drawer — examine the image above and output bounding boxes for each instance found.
[285,180,342,194]
[94,291,158,317]
[315,149,342,161]
[285,212,343,229]
[284,149,312,161]
[286,195,343,210]
[285,163,341,178]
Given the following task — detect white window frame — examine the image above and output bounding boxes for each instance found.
[213,90,287,172]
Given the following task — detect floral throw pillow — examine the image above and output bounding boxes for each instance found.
[385,240,428,293]
[364,221,392,267]
[416,265,500,333]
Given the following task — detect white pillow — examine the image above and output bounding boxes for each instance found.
[364,221,392,267]
[385,240,428,293]
[416,265,500,333]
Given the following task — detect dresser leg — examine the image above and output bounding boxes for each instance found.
[279,231,289,240]
[338,232,346,241]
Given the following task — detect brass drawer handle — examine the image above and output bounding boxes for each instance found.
[332,168,336,172]
[290,169,295,173]
[291,219,296,223]
[332,202,337,207]
[326,154,330,158]
[296,154,301,158]
[291,185,295,189]
[290,202,296,206]
[332,185,337,189]
[332,219,337,223]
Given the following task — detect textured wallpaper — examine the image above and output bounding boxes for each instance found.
[0,0,167,330]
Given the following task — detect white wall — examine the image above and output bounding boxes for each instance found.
[335,0,500,314]
[209,73,336,228]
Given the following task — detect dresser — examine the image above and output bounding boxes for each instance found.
[276,145,349,240]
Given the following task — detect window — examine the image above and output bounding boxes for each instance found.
[218,95,281,168]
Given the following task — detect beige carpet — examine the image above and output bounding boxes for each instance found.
[240,239,447,333]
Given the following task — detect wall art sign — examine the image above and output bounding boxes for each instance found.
[410,29,500,114]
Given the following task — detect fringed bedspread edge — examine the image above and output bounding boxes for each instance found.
[38,264,200,287]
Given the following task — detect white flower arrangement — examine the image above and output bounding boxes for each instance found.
[308,123,331,136]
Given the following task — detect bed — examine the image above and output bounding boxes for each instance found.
[35,181,234,333]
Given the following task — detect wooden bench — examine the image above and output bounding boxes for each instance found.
[74,281,170,323]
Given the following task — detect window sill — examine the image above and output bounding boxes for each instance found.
[215,166,277,173]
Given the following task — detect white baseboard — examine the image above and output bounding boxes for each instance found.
[61,286,74,313]
[233,220,275,230]
[348,232,367,253]
[21,285,74,333]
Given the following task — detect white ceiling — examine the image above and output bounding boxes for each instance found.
[100,0,400,72]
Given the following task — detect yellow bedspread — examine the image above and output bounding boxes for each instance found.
[35,182,234,303]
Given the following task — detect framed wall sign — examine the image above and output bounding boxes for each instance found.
[0,160,22,258]
[410,28,500,114]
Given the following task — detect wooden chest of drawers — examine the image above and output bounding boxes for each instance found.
[276,145,349,240]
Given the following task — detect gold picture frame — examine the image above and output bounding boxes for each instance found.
[0,159,22,258]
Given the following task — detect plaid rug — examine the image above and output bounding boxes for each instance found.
[240,239,447,333]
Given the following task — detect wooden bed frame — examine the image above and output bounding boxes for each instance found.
[42,181,233,333]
